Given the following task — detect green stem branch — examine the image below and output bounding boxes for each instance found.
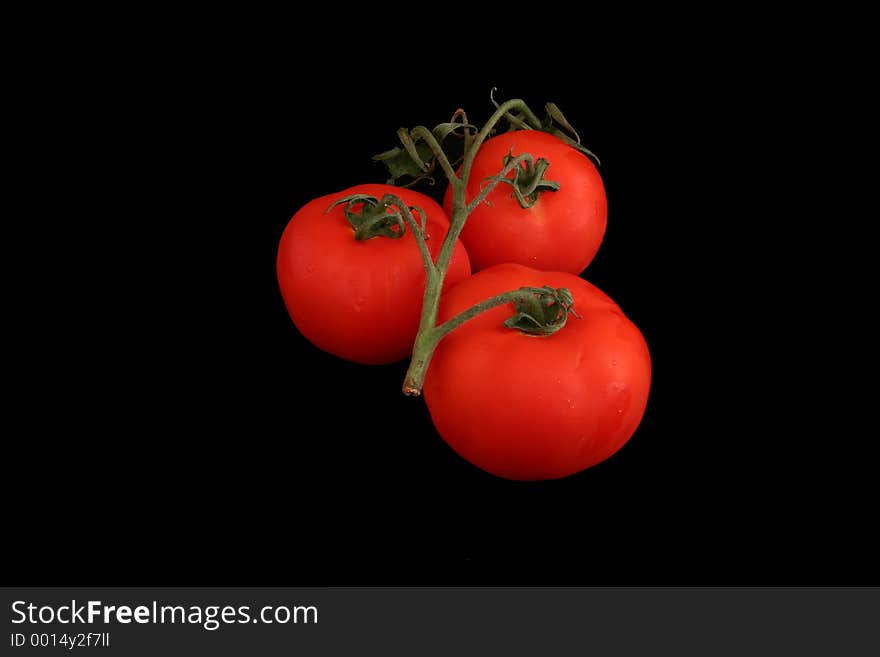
[409,125,459,185]
[434,287,557,342]
[490,87,544,131]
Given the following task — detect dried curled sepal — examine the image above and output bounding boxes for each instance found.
[503,286,581,336]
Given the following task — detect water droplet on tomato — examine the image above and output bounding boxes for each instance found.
[611,359,618,366]
[617,409,623,415]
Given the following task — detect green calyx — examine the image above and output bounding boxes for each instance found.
[326,194,427,241]
[504,286,580,336]
[497,148,560,209]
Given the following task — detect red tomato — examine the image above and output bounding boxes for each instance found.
[423,263,650,480]
[277,184,471,364]
[444,131,607,275]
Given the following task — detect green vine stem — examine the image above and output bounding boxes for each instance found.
[399,98,579,396]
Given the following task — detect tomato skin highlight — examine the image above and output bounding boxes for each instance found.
[444,131,607,275]
[423,264,650,480]
[277,184,471,365]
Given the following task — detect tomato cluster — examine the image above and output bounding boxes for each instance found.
[277,107,650,481]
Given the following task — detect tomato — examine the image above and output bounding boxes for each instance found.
[277,184,471,364]
[423,263,650,480]
[444,131,607,275]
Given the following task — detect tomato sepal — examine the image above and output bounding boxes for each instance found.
[491,148,561,209]
[326,193,429,243]
[502,286,579,336]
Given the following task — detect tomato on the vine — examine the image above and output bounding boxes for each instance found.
[277,184,471,365]
[423,263,650,480]
[444,131,607,275]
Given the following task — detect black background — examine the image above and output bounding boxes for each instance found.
[7,24,875,586]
